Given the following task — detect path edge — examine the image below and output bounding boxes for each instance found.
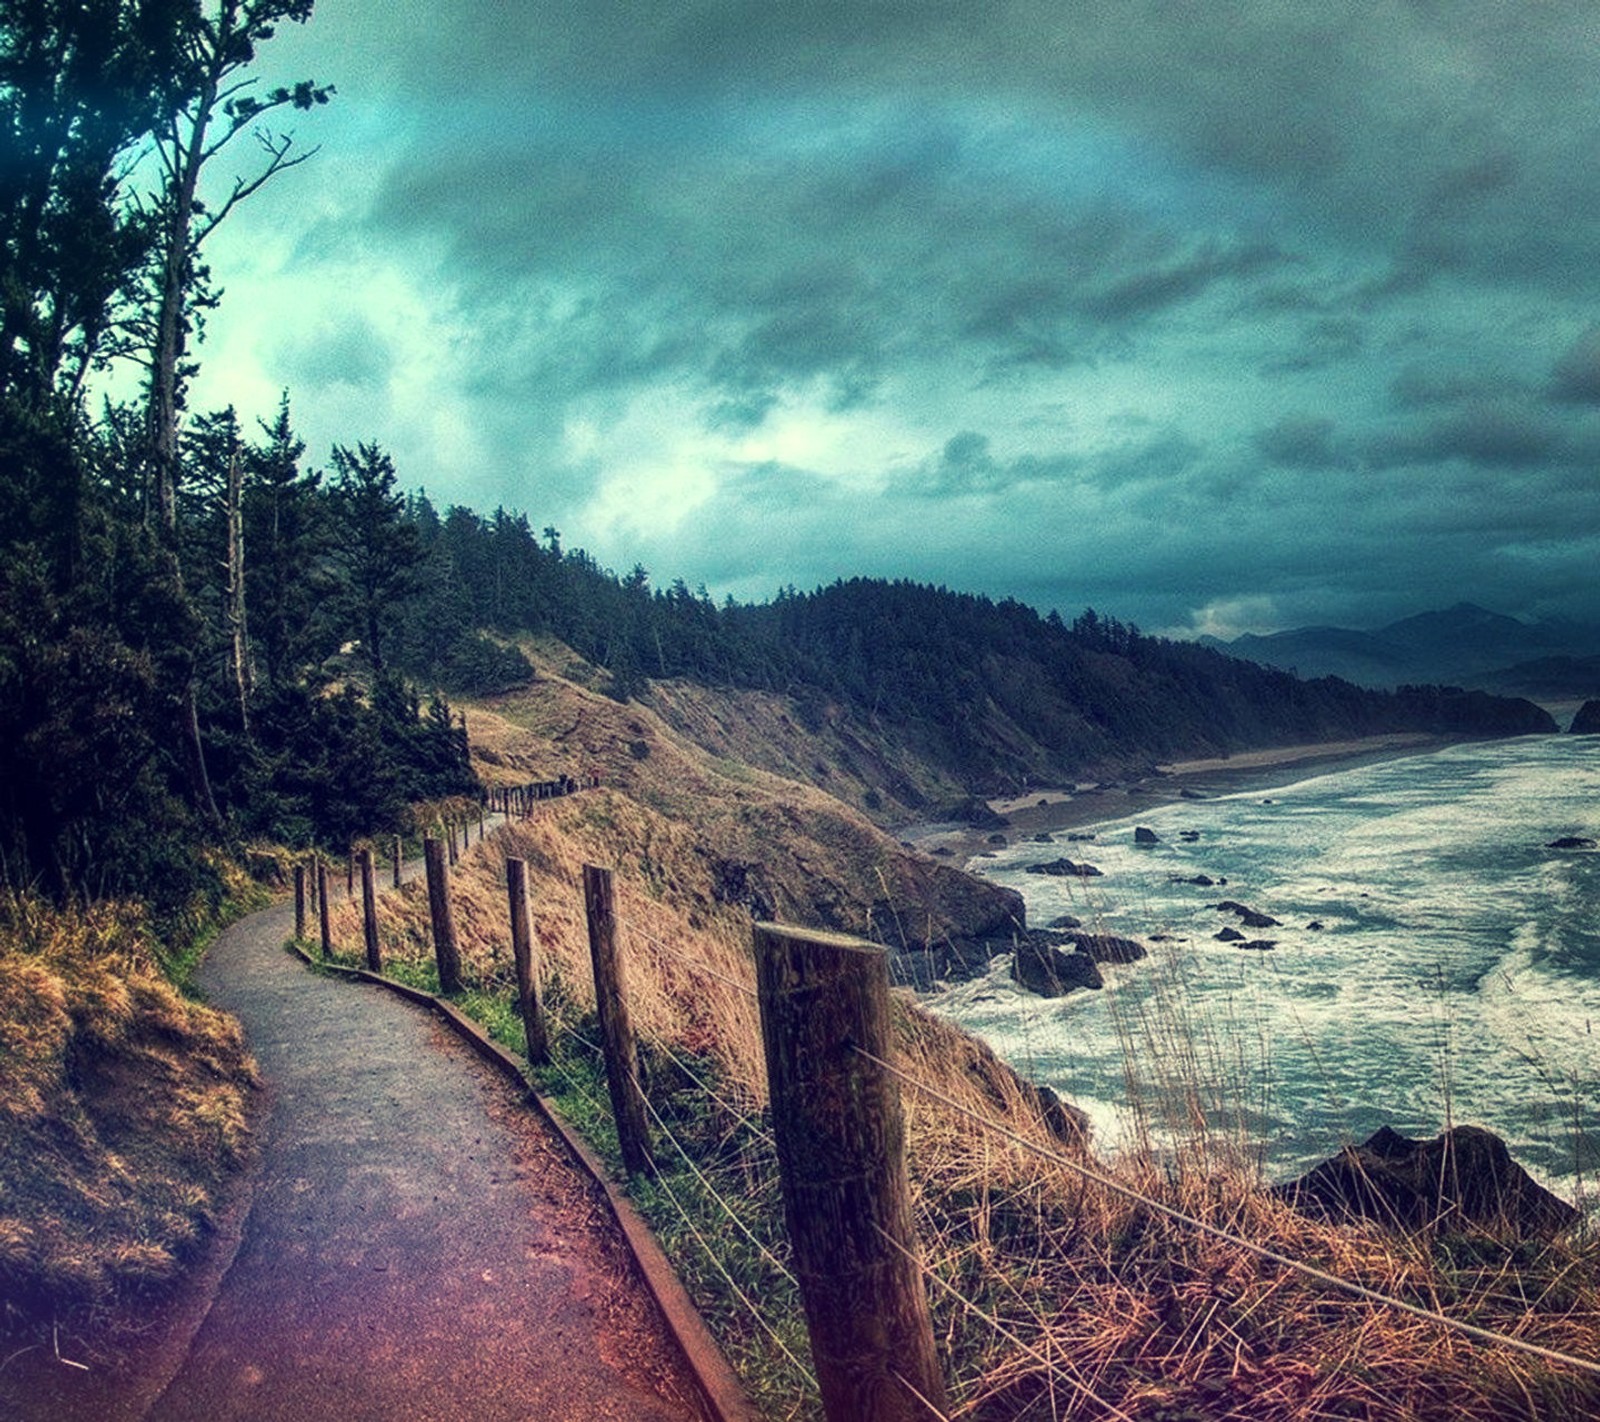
[289,942,760,1422]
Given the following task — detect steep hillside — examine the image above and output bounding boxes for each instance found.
[464,645,1022,977]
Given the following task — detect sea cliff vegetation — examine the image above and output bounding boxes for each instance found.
[314,651,1600,1420]
[1,5,1589,1414]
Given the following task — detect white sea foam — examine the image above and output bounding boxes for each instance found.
[929,736,1600,1192]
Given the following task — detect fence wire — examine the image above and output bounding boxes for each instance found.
[327,825,1600,1421]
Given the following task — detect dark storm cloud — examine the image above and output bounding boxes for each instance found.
[211,0,1600,633]
[1252,416,1349,472]
[1549,329,1600,406]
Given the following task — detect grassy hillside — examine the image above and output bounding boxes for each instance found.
[315,649,1599,1421]
[0,897,257,1326]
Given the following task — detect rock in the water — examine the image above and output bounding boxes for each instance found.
[1276,1124,1580,1237]
[1215,927,1245,942]
[1546,836,1597,850]
[1212,900,1280,929]
[1171,874,1215,887]
[1032,832,1055,843]
[1011,940,1104,996]
[986,833,1008,846]
[1307,920,1325,931]
[1067,932,1148,965]
[1047,914,1083,929]
[1066,831,1097,842]
[1179,830,1201,842]
[1026,857,1104,878]
[1570,699,1600,735]
[1238,939,1277,951]
[1134,826,1162,844]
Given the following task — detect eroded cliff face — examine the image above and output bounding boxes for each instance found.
[463,644,1025,980]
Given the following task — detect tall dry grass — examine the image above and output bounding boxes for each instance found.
[320,789,1600,1421]
[0,896,258,1321]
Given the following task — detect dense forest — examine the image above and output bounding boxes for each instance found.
[0,2,475,917]
[0,1,1554,918]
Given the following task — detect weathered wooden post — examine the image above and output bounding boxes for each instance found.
[447,819,459,866]
[316,860,332,959]
[293,862,306,940]
[346,849,355,900]
[359,848,381,971]
[423,836,463,994]
[478,806,485,841]
[582,865,653,1175]
[506,857,550,1066]
[754,923,949,1422]
[392,835,403,888]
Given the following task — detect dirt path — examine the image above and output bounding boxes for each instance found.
[133,892,705,1421]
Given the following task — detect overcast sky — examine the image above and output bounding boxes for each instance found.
[191,0,1600,637]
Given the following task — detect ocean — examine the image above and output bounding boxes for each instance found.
[928,735,1600,1201]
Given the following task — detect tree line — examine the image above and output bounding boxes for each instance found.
[0,3,474,917]
[0,2,1555,916]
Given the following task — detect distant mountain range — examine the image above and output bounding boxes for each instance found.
[1199,603,1600,701]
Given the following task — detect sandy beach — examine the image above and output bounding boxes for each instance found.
[904,733,1460,866]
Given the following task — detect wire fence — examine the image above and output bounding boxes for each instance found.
[302,817,1600,1422]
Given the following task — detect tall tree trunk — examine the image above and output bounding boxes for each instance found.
[225,448,252,736]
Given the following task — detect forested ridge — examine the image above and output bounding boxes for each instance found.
[393,504,1556,790]
[0,1,1553,917]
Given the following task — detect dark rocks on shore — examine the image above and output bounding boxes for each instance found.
[1011,927,1150,995]
[1032,832,1055,843]
[1134,826,1161,844]
[1276,1125,1579,1238]
[942,796,1011,830]
[1026,857,1104,878]
[1570,699,1600,735]
[1046,914,1083,929]
[1212,900,1281,929]
[1546,835,1596,850]
[1012,940,1103,996]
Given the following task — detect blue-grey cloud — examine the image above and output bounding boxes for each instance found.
[189,0,1600,636]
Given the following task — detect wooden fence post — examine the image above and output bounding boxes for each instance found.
[317,860,332,959]
[582,865,653,1175]
[506,858,550,1066]
[754,923,949,1422]
[293,862,306,940]
[392,835,403,888]
[423,837,463,994]
[346,849,354,899]
[359,848,381,972]
[448,819,459,866]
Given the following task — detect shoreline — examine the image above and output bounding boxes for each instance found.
[902,733,1465,868]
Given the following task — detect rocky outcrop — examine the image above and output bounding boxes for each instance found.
[1011,939,1103,996]
[1212,900,1280,929]
[1546,836,1596,850]
[1066,932,1148,964]
[1276,1125,1579,1238]
[1570,699,1600,734]
[1026,857,1104,877]
[1134,826,1161,844]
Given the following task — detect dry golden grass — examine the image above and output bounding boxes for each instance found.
[320,648,1600,1419]
[0,896,257,1320]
